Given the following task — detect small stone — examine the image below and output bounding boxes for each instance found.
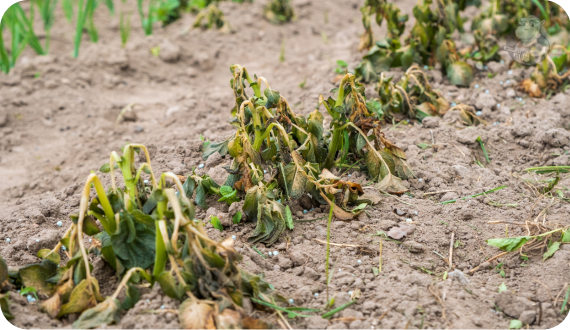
[273,265,281,271]
[159,40,181,63]
[198,164,205,169]
[306,316,329,329]
[56,221,62,227]
[519,310,536,325]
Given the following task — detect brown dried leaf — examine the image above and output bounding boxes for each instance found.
[319,169,340,181]
[376,173,408,194]
[179,299,216,329]
[218,308,243,329]
[518,79,543,98]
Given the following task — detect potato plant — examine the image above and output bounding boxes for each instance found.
[264,0,294,25]
[199,64,413,245]
[5,144,283,328]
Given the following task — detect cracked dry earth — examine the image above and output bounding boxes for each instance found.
[1,0,570,329]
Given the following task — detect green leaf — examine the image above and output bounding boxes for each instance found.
[264,88,281,108]
[486,236,530,252]
[73,297,121,329]
[202,139,230,160]
[232,212,242,224]
[211,216,224,231]
[182,176,196,198]
[19,259,58,296]
[543,241,560,261]
[121,283,140,310]
[130,209,155,226]
[498,282,507,293]
[58,278,103,317]
[37,249,61,265]
[195,183,207,209]
[285,205,294,230]
[156,271,184,301]
[561,228,570,243]
[446,61,473,87]
[99,163,111,173]
[20,287,38,300]
[220,185,233,197]
[110,214,156,270]
[509,319,522,329]
[83,215,101,236]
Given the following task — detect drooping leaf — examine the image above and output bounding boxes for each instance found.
[446,61,473,87]
[58,278,103,317]
[73,297,121,329]
[110,214,156,270]
[19,258,58,296]
[264,88,281,108]
[0,256,7,283]
[202,138,230,160]
[486,236,531,252]
[376,173,408,194]
[156,271,184,301]
[543,241,560,261]
[121,283,140,310]
[179,299,216,329]
[130,209,155,226]
[182,176,196,199]
[37,249,61,265]
[0,293,13,320]
[83,215,101,236]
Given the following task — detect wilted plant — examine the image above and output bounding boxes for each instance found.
[5,143,284,328]
[356,0,473,87]
[200,64,412,244]
[193,3,232,31]
[264,0,294,25]
[358,0,408,52]
[519,46,570,98]
[372,65,450,121]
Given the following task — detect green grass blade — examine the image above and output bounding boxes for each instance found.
[525,166,570,174]
[251,298,312,318]
[104,0,115,15]
[62,0,74,22]
[0,22,10,73]
[13,4,45,55]
[321,300,356,319]
[441,185,507,204]
[73,0,86,58]
[85,0,98,42]
[476,136,490,163]
[120,11,131,48]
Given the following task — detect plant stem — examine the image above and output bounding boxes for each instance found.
[110,267,145,300]
[322,300,355,319]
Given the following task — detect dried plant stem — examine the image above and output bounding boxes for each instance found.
[554,283,568,308]
[468,251,509,274]
[110,267,146,300]
[423,190,454,196]
[428,284,447,322]
[315,239,362,248]
[448,232,454,270]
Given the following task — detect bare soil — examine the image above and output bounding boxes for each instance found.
[1,0,570,329]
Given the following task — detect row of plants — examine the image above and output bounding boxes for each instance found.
[0,0,294,74]
[0,63,415,328]
[0,144,286,328]
[354,0,570,96]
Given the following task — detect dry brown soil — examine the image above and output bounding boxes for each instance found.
[1,0,570,329]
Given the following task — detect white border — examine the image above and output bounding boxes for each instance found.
[0,0,569,329]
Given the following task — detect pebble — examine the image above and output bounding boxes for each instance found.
[357,260,362,264]
[423,65,428,70]
[497,103,501,108]
[144,179,149,184]
[418,178,423,182]
[500,81,503,85]
[405,219,412,223]
[476,111,482,116]
[451,102,456,107]
[485,90,489,94]
[62,246,66,251]
[263,170,267,173]
[475,84,479,88]
[268,252,273,257]
[89,239,92,242]
[231,235,236,240]
[36,239,39,242]
[314,293,319,297]
[56,221,62,227]
[508,70,512,75]
[273,251,279,256]
[348,291,353,296]
[27,295,36,303]
[506,79,510,84]
[289,299,294,304]
[198,164,204,169]
[160,305,165,309]
[303,210,308,214]
[414,211,418,215]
